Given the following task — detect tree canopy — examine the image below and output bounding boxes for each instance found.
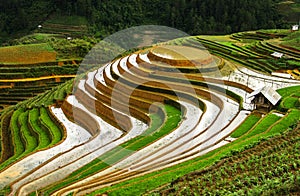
[0,0,290,42]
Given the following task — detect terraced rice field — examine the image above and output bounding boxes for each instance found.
[157,122,300,195]
[40,15,89,37]
[0,47,78,111]
[0,44,57,64]
[0,30,300,195]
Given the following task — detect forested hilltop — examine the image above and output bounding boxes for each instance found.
[0,0,299,42]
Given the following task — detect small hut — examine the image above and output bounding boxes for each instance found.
[292,25,299,31]
[247,86,281,112]
[271,52,283,59]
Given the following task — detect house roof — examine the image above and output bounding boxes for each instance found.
[271,52,284,58]
[247,86,282,105]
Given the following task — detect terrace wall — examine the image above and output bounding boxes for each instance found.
[61,99,100,136]
[73,89,132,132]
[147,50,213,68]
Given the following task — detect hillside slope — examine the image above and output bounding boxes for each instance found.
[0,29,299,195]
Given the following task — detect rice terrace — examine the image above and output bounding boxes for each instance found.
[0,0,300,195]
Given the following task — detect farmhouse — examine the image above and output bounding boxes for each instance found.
[247,86,281,112]
[271,52,284,58]
[292,24,299,31]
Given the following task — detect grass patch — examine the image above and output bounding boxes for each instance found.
[28,108,51,149]
[39,107,62,145]
[278,85,300,110]
[287,60,300,67]
[9,109,25,157]
[282,97,299,109]
[282,31,300,50]
[277,85,300,98]
[268,109,300,134]
[18,111,38,154]
[231,114,261,138]
[246,114,281,138]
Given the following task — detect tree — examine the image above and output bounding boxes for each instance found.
[0,0,288,42]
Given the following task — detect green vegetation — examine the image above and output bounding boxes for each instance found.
[0,106,64,171]
[246,114,281,137]
[278,85,300,110]
[0,108,27,170]
[0,186,11,196]
[6,33,99,60]
[277,0,300,24]
[10,33,63,45]
[45,15,88,26]
[0,0,292,42]
[48,37,95,59]
[231,114,261,138]
[282,31,300,50]
[39,107,63,145]
[278,85,300,98]
[0,78,70,170]
[28,108,51,149]
[281,97,299,108]
[156,124,300,195]
[268,109,300,134]
[287,60,300,68]
[18,111,38,154]
[89,116,285,196]
[257,29,291,35]
[188,30,300,74]
[10,109,25,157]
